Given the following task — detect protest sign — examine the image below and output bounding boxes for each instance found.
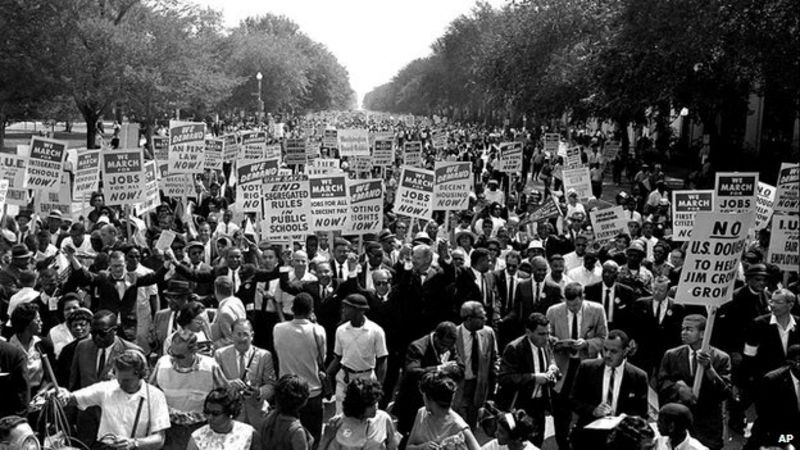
[152,136,169,178]
[497,142,523,173]
[338,128,370,157]
[351,156,372,174]
[394,165,434,220]
[0,150,28,207]
[34,174,71,216]
[204,138,223,171]
[562,166,592,201]
[369,131,394,148]
[240,131,266,160]
[768,214,799,272]
[262,174,311,238]
[23,137,66,191]
[528,197,562,222]
[265,143,282,160]
[372,139,395,167]
[103,149,145,206]
[565,146,582,167]
[322,129,338,149]
[308,175,349,231]
[306,140,320,160]
[161,174,194,198]
[433,161,471,210]
[603,140,620,161]
[672,190,715,241]
[544,133,560,155]
[306,158,341,176]
[675,211,753,306]
[754,182,776,231]
[237,183,264,215]
[403,141,422,167]
[0,180,8,213]
[345,179,383,234]
[155,230,176,252]
[431,130,447,149]
[238,159,279,185]
[135,161,160,215]
[222,134,239,162]
[168,121,205,174]
[284,138,308,166]
[714,172,758,216]
[73,149,100,201]
[773,162,799,215]
[590,206,628,241]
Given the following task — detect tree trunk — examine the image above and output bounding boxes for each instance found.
[0,114,6,152]
[83,112,100,149]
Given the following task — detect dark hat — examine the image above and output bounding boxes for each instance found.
[171,234,186,248]
[378,229,396,242]
[333,237,350,248]
[186,241,205,251]
[745,263,768,278]
[342,294,370,310]
[11,244,32,259]
[164,280,191,297]
[16,209,32,219]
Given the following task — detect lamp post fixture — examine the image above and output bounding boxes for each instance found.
[256,72,264,119]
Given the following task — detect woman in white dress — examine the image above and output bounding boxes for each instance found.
[188,388,255,450]
[319,378,399,450]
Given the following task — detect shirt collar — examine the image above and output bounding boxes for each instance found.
[769,314,797,332]
[471,267,483,279]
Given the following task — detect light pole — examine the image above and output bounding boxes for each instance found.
[256,72,264,120]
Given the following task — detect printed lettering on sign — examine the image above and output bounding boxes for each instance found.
[102,149,145,206]
[308,175,349,232]
[262,175,312,238]
[168,121,205,174]
[433,161,472,210]
[394,165,434,220]
[345,179,383,234]
[23,137,67,192]
[671,190,715,241]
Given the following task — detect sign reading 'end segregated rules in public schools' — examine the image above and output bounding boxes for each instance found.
[309,175,349,232]
[262,174,311,238]
[24,137,66,192]
[675,211,754,307]
[345,179,383,234]
[168,121,205,174]
[395,165,434,220]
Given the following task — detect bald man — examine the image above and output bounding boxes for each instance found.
[584,260,636,332]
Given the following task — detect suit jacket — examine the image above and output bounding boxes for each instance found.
[713,286,769,355]
[69,337,142,391]
[497,335,556,410]
[749,366,800,448]
[454,324,498,408]
[584,282,636,332]
[450,264,499,325]
[0,340,29,417]
[214,344,275,428]
[393,262,455,344]
[569,359,649,428]
[493,269,516,314]
[152,308,212,354]
[744,313,800,379]
[629,297,685,375]
[356,261,395,290]
[174,262,282,307]
[67,267,166,319]
[394,333,464,433]
[657,345,731,449]
[169,262,214,303]
[546,301,608,391]
[516,278,563,322]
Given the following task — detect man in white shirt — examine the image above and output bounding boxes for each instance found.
[275,250,317,318]
[210,276,246,347]
[62,350,170,450]
[563,234,589,272]
[567,250,601,287]
[545,254,573,292]
[656,403,709,450]
[326,293,388,414]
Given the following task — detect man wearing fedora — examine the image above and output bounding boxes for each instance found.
[0,244,34,297]
[152,280,210,354]
[325,292,388,415]
[378,229,400,266]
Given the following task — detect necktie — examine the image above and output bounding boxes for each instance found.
[470,331,480,375]
[172,313,178,331]
[508,278,515,311]
[656,302,663,323]
[97,347,106,378]
[480,275,487,304]
[690,350,697,377]
[538,347,546,374]
[571,311,578,340]
[338,264,344,279]
[232,270,238,292]
[115,278,126,300]
[607,367,616,409]
[535,282,541,303]
[605,288,613,321]
[239,352,247,380]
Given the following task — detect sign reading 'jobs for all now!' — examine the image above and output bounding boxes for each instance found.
[395,165,434,220]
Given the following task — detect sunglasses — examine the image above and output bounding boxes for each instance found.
[374,281,390,286]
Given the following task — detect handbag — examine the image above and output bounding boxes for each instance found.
[313,327,334,399]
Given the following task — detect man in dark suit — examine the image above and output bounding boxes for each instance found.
[63,248,166,320]
[747,344,800,450]
[498,312,559,447]
[743,289,800,384]
[657,314,731,450]
[629,275,685,377]
[0,339,29,418]
[570,330,649,450]
[329,237,351,281]
[584,260,636,333]
[182,241,214,304]
[494,250,522,348]
[444,247,499,325]
[504,256,562,342]
[393,321,464,436]
[357,241,394,290]
[537,222,570,259]
[69,310,143,445]
[393,242,456,344]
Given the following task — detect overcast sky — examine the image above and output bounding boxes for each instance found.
[193,0,507,107]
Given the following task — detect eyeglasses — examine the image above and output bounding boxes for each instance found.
[374,281,390,286]
[91,327,117,337]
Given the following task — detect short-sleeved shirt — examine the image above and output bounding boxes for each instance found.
[334,319,388,371]
[74,380,170,439]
